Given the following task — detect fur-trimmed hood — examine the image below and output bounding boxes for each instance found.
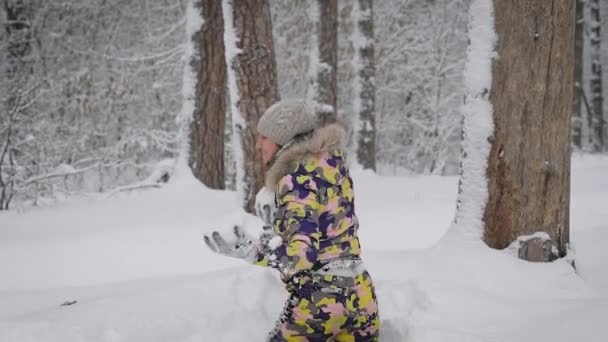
[265,123,347,189]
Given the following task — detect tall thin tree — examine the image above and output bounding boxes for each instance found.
[352,0,376,171]
[484,1,574,261]
[588,0,604,151]
[308,0,338,124]
[224,0,279,212]
[189,0,226,189]
[573,0,584,149]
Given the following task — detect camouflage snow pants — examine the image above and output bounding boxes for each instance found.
[268,270,380,341]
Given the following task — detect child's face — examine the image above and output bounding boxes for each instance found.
[256,134,280,166]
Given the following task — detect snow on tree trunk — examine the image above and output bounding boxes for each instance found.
[175,0,204,183]
[224,0,279,213]
[307,0,338,124]
[450,0,496,242]
[189,0,226,189]
[223,93,237,191]
[352,0,376,171]
[572,0,584,150]
[483,1,574,261]
[588,0,604,152]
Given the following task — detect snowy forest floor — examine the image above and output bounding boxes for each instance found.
[1,155,607,342]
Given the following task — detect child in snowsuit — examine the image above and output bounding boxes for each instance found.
[205,100,380,341]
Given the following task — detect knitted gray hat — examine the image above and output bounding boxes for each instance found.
[257,99,318,146]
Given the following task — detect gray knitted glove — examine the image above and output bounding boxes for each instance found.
[254,187,278,253]
[203,225,258,263]
[204,188,277,264]
[255,187,276,227]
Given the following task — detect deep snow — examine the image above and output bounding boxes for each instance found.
[0,155,607,342]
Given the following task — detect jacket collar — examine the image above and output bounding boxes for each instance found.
[265,123,346,188]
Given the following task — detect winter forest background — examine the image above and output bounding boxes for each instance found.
[1,0,607,210]
[2,1,608,341]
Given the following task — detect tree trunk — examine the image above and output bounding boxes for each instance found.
[309,0,338,124]
[189,0,226,189]
[229,0,279,213]
[572,0,584,149]
[353,0,376,171]
[3,0,32,76]
[484,1,574,261]
[589,0,604,152]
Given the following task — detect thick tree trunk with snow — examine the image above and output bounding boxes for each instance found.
[484,1,574,261]
[353,0,376,171]
[229,0,279,212]
[572,0,584,150]
[588,0,604,152]
[190,0,226,189]
[310,0,338,124]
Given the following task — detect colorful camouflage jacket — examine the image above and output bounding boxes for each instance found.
[254,124,362,280]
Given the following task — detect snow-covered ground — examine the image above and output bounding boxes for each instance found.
[0,155,607,342]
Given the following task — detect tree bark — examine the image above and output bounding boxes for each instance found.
[190,0,226,189]
[572,0,584,149]
[484,1,574,260]
[230,0,279,212]
[354,0,376,171]
[312,0,338,124]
